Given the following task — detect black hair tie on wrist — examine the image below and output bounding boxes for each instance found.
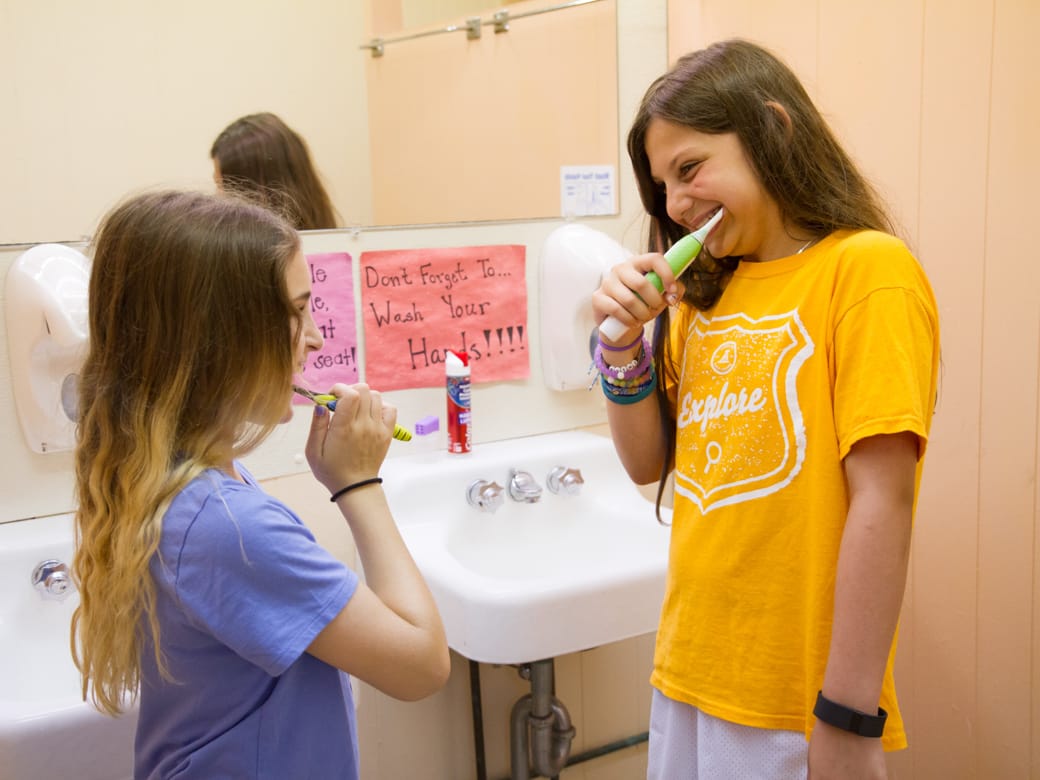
[329,477,383,502]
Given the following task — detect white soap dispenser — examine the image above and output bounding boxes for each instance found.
[5,243,90,453]
[538,223,632,391]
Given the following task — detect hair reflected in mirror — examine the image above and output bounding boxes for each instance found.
[211,112,340,231]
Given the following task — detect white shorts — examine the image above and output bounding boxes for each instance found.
[647,689,808,780]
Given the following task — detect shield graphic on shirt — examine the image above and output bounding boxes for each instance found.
[673,310,814,514]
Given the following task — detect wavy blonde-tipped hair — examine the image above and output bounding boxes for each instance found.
[71,189,301,715]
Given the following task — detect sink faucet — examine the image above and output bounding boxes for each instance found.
[467,479,505,513]
[508,469,543,503]
[32,559,76,601]
[546,466,584,496]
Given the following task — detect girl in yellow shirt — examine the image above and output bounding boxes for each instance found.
[592,39,939,779]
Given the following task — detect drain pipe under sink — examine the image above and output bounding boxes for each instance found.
[509,659,575,779]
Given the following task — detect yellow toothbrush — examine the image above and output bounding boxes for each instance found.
[293,385,412,441]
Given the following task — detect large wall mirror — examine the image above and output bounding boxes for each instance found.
[0,0,618,246]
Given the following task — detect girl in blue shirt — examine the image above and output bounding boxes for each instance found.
[72,189,449,779]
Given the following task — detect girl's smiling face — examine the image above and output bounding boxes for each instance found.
[645,117,806,263]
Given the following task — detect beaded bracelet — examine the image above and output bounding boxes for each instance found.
[603,375,650,389]
[600,359,656,396]
[601,370,655,395]
[601,369,657,405]
[594,338,652,381]
[598,332,643,352]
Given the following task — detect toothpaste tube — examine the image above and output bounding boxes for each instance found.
[446,350,471,454]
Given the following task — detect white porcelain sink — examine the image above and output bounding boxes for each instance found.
[380,430,671,664]
[0,512,137,780]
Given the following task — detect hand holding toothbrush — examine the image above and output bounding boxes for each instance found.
[592,255,676,347]
[595,209,724,343]
[303,383,397,495]
[295,385,412,441]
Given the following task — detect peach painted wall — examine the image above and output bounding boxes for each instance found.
[0,0,372,245]
[669,1,1040,777]
[365,0,619,226]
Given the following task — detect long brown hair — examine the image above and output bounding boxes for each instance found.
[627,39,895,513]
[71,189,301,714]
[211,112,340,231]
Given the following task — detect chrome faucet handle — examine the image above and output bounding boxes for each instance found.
[467,479,505,513]
[508,469,543,503]
[546,466,584,496]
[31,559,75,601]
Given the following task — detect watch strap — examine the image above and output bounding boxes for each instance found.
[813,691,887,738]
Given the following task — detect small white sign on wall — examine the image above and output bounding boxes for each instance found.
[560,165,616,218]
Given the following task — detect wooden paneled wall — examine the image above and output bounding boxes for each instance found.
[668,2,1040,777]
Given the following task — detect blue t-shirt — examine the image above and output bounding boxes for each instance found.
[134,464,360,779]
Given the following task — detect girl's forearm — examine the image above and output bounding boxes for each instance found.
[822,497,912,711]
[822,434,917,713]
[336,488,443,633]
[606,396,668,485]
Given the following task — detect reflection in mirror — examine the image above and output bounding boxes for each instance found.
[364,0,618,226]
[0,3,367,246]
[211,113,341,231]
[1,0,618,245]
[369,0,501,36]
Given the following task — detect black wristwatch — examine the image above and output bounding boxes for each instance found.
[813,691,887,738]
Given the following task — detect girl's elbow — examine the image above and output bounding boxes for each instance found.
[427,645,452,694]
[631,471,659,487]
[626,462,663,486]
[616,449,666,486]
[396,646,451,701]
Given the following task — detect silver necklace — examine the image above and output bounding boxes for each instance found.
[796,237,817,255]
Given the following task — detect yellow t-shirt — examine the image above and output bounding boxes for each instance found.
[654,229,939,750]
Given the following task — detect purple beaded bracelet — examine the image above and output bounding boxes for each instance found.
[594,338,652,381]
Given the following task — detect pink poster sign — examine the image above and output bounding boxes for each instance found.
[360,245,529,391]
[295,252,359,402]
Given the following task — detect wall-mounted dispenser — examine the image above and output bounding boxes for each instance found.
[5,243,90,453]
[539,224,631,390]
